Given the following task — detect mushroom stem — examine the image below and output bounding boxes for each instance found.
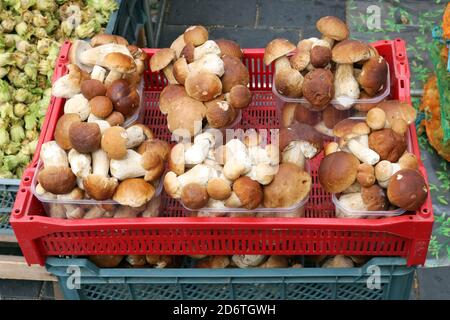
[334,64,360,110]
[347,139,380,165]
[163,65,179,84]
[68,149,91,178]
[125,126,145,148]
[91,65,107,82]
[40,141,69,167]
[92,149,110,177]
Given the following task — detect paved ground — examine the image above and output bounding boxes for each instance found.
[1,0,449,300]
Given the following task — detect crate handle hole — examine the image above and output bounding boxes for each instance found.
[29,217,34,220]
[24,177,30,181]
[14,209,20,214]
[21,189,25,193]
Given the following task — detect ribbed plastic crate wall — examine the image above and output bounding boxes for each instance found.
[46,257,414,300]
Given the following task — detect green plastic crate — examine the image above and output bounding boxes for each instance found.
[46,257,414,300]
[0,179,19,236]
[429,40,450,143]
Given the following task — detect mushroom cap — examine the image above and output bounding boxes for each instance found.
[263,163,311,208]
[263,38,296,65]
[376,100,417,126]
[101,126,127,160]
[356,163,376,187]
[228,85,252,109]
[159,84,188,115]
[90,34,129,47]
[173,57,189,85]
[316,16,349,41]
[103,52,137,73]
[275,68,304,98]
[322,255,354,268]
[181,183,209,209]
[279,123,324,154]
[368,128,406,162]
[332,40,372,64]
[333,118,370,138]
[89,255,124,268]
[319,151,360,193]
[105,111,125,126]
[168,143,185,176]
[366,107,386,130]
[215,39,243,59]
[137,139,171,161]
[358,56,388,96]
[207,178,232,200]
[150,48,176,72]
[185,72,222,102]
[180,43,195,63]
[106,79,140,117]
[184,25,209,46]
[387,169,428,211]
[69,122,101,153]
[206,100,232,128]
[302,68,334,110]
[80,79,106,100]
[233,176,263,209]
[170,34,186,58]
[54,113,82,150]
[398,152,418,170]
[38,166,77,195]
[322,105,350,129]
[83,174,118,200]
[166,96,206,137]
[132,124,154,140]
[141,150,165,182]
[221,55,250,93]
[282,103,321,127]
[310,46,332,68]
[68,40,93,73]
[90,96,113,118]
[113,178,156,207]
[361,184,388,211]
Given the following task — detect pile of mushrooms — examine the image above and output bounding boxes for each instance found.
[195,255,298,269]
[88,254,179,268]
[318,100,428,217]
[264,16,388,111]
[163,131,311,216]
[149,25,252,136]
[52,34,147,123]
[36,122,169,219]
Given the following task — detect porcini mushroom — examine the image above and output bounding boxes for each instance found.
[316,16,349,46]
[54,114,82,150]
[184,25,208,46]
[263,38,296,66]
[302,68,334,110]
[221,55,250,92]
[181,183,209,209]
[83,149,118,200]
[319,151,360,193]
[69,122,101,154]
[368,128,406,162]
[113,178,155,207]
[387,169,428,211]
[64,94,90,121]
[184,71,222,102]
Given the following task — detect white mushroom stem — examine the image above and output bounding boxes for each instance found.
[163,64,179,85]
[87,113,103,122]
[83,206,105,219]
[325,142,340,156]
[68,149,91,178]
[356,134,369,148]
[92,149,110,177]
[104,70,122,86]
[347,139,380,165]
[336,193,367,218]
[297,140,318,159]
[223,139,252,180]
[282,141,305,169]
[224,192,242,208]
[178,164,212,187]
[91,65,107,82]
[79,43,131,66]
[184,139,211,165]
[35,183,56,199]
[232,255,267,268]
[334,64,360,110]
[125,126,145,148]
[193,40,221,60]
[246,163,276,185]
[91,120,111,134]
[110,150,146,180]
[375,160,401,188]
[64,94,90,120]
[40,141,68,167]
[56,194,85,219]
[188,53,224,77]
[314,121,334,137]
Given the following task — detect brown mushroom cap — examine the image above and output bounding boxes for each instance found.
[318,151,360,193]
[101,126,127,160]
[81,79,106,100]
[180,43,195,63]
[263,38,296,65]
[361,184,388,211]
[103,52,137,74]
[149,48,176,72]
[368,128,406,162]
[168,143,185,176]
[302,68,334,110]
[263,163,311,208]
[228,85,252,109]
[141,150,165,182]
[137,139,170,161]
[181,183,209,209]
[221,55,250,93]
[398,152,418,170]
[207,178,232,200]
[233,176,263,209]
[105,111,125,126]
[90,34,129,47]
[38,166,77,194]
[54,113,82,150]
[356,163,376,187]
[275,68,304,98]
[90,96,113,118]
[88,255,124,268]
[166,96,206,137]
[310,46,332,68]
[113,178,155,207]
[173,57,189,85]
[366,107,386,130]
[159,84,188,115]
[387,169,428,211]
[215,39,243,59]
[332,40,372,64]
[376,100,417,127]
[279,123,324,154]
[358,56,388,96]
[206,100,232,128]
[322,105,350,129]
[184,26,209,46]
[69,122,101,153]
[106,79,140,117]
[316,16,349,41]
[333,118,370,138]
[185,72,222,102]
[83,174,118,200]
[282,103,321,127]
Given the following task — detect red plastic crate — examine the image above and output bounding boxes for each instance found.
[11,39,433,266]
